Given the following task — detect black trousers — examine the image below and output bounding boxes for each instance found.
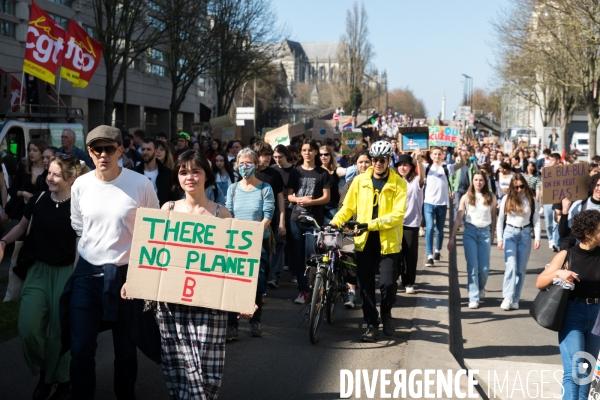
[399,226,419,286]
[356,233,399,326]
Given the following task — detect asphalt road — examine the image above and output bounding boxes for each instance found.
[0,263,418,400]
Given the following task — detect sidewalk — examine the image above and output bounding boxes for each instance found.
[454,218,563,400]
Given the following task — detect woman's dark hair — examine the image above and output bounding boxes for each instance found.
[171,150,215,196]
[298,139,321,167]
[26,139,48,174]
[526,161,538,176]
[588,173,600,193]
[211,151,235,177]
[46,146,60,154]
[571,209,600,243]
[499,162,512,172]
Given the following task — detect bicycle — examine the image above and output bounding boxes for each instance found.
[298,215,366,344]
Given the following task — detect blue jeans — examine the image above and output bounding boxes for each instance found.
[463,223,491,303]
[69,263,137,400]
[290,220,314,292]
[543,204,558,246]
[501,225,532,302]
[424,203,447,256]
[559,301,600,400]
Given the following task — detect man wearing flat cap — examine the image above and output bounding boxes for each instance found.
[62,125,159,399]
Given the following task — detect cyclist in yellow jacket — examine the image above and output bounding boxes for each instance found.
[331,141,407,342]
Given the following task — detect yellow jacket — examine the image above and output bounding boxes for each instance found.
[331,167,407,254]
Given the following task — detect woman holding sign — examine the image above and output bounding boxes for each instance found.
[496,174,541,311]
[147,150,234,400]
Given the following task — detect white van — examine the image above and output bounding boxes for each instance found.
[570,132,589,156]
[0,105,85,163]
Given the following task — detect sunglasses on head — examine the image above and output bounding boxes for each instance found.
[54,152,79,164]
[89,145,118,156]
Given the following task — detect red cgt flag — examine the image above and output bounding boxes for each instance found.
[23,1,67,85]
[61,20,104,88]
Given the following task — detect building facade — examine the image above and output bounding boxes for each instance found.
[0,0,213,135]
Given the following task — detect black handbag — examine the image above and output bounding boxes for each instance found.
[529,250,572,332]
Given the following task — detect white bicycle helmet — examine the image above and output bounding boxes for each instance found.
[369,140,393,158]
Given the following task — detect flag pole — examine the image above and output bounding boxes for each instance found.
[19,71,24,108]
[56,76,62,106]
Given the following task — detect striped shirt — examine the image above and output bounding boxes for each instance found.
[225,182,275,238]
[523,173,541,192]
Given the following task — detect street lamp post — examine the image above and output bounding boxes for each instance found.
[462,74,473,109]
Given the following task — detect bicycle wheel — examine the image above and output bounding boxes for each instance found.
[326,268,341,325]
[309,268,326,344]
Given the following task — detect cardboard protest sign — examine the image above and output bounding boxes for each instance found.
[428,126,459,147]
[541,162,589,205]
[221,126,241,142]
[264,124,290,146]
[312,119,337,140]
[398,127,429,152]
[126,208,263,313]
[289,123,306,138]
[341,131,362,155]
[210,115,233,128]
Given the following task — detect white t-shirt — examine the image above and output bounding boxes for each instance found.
[403,177,424,227]
[491,160,501,172]
[424,163,457,206]
[71,168,160,265]
[144,168,159,193]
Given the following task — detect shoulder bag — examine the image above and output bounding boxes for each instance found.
[529,250,572,332]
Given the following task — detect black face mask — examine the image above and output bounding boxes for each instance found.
[123,138,131,148]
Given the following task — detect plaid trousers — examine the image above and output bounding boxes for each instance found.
[156,303,227,400]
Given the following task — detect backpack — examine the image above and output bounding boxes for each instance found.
[425,163,450,193]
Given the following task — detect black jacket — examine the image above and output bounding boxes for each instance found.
[134,160,177,206]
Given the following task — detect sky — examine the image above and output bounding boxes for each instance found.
[272,0,512,118]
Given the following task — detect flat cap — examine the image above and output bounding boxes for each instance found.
[86,125,123,146]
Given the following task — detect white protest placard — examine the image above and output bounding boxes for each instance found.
[126,208,264,313]
[312,119,337,140]
[264,124,290,146]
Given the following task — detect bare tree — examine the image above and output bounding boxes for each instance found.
[384,87,427,117]
[158,0,213,136]
[89,0,165,125]
[208,0,282,117]
[337,1,373,113]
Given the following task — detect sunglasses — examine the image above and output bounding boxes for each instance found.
[89,145,118,156]
[238,162,254,168]
[319,153,331,157]
[514,185,525,190]
[372,158,387,164]
[54,152,79,164]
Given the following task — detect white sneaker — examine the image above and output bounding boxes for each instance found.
[479,289,485,300]
[419,229,425,237]
[500,298,512,311]
[510,301,519,310]
[405,286,415,294]
[548,242,554,249]
[468,302,479,309]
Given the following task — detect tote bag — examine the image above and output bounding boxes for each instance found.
[529,250,571,332]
